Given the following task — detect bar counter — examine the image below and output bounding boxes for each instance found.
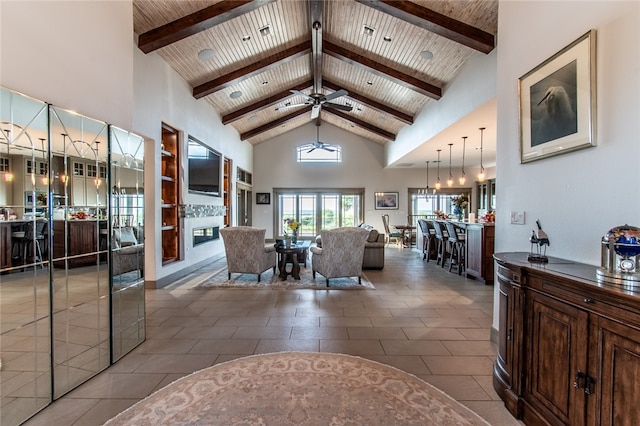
[451,221,495,284]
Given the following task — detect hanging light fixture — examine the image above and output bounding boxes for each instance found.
[459,136,467,185]
[421,160,435,198]
[2,129,13,182]
[478,127,486,182]
[447,143,454,187]
[435,149,442,190]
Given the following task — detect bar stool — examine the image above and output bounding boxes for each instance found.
[418,219,436,262]
[445,221,466,275]
[11,224,27,264]
[432,220,450,268]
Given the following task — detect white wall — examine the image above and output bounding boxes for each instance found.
[386,49,498,166]
[493,0,640,325]
[0,1,134,129]
[252,121,476,237]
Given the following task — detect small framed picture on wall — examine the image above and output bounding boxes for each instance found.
[374,192,399,210]
[256,193,271,205]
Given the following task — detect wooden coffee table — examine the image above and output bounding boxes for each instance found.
[276,240,311,280]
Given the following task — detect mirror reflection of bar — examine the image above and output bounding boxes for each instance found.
[0,86,146,425]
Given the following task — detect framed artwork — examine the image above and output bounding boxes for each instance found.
[519,29,596,163]
[256,192,270,205]
[374,192,398,210]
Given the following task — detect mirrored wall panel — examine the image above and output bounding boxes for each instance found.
[0,87,52,426]
[49,105,110,398]
[110,126,145,361]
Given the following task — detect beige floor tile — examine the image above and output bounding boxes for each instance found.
[214,316,270,327]
[461,400,524,425]
[367,355,432,375]
[319,339,385,355]
[291,326,348,340]
[442,340,498,356]
[132,354,217,374]
[65,372,165,399]
[381,340,451,356]
[189,339,258,355]
[458,328,492,341]
[403,327,468,340]
[319,317,373,327]
[172,325,237,339]
[422,355,495,375]
[266,316,320,327]
[23,398,97,426]
[346,327,407,340]
[73,399,138,426]
[254,339,320,353]
[231,326,293,339]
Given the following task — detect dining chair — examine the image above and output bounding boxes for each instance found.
[381,214,403,247]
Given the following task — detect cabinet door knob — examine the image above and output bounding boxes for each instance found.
[584,298,594,304]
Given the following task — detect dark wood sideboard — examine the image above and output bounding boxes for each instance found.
[493,252,640,425]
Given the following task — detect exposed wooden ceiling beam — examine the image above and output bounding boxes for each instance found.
[222,80,313,124]
[310,0,323,94]
[240,106,311,140]
[355,0,494,54]
[323,40,441,100]
[193,41,312,99]
[138,0,277,54]
[323,80,413,125]
[324,108,396,141]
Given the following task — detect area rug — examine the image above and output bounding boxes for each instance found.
[105,352,490,426]
[194,266,375,290]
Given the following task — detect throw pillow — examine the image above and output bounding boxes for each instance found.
[367,229,379,243]
[114,227,138,247]
[315,235,322,248]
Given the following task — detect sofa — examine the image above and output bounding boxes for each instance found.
[315,223,385,270]
[112,225,144,278]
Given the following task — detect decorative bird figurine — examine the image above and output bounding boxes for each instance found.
[536,220,550,247]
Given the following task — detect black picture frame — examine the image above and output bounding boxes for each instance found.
[374,192,399,210]
[519,30,596,163]
[256,192,270,205]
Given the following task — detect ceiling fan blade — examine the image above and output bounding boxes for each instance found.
[306,147,316,153]
[322,147,336,152]
[323,102,352,112]
[310,104,321,119]
[290,89,315,102]
[275,102,310,111]
[322,89,348,102]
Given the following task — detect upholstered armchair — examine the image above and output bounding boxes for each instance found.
[310,227,369,287]
[220,227,276,282]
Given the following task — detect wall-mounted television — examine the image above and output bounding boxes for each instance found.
[187,136,222,197]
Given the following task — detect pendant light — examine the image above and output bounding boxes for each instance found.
[3,129,13,182]
[435,149,442,190]
[423,160,434,197]
[459,136,467,185]
[478,127,486,182]
[447,143,454,187]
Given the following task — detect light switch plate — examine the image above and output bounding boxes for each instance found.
[511,211,525,225]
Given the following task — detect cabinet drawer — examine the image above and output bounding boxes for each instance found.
[528,275,640,330]
[496,262,520,284]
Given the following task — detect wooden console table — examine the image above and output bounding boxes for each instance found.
[493,252,640,425]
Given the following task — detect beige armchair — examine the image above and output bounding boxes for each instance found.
[310,227,369,287]
[220,226,276,282]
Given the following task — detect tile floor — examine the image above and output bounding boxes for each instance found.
[23,247,523,426]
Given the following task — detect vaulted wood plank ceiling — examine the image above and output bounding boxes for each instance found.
[133,0,498,146]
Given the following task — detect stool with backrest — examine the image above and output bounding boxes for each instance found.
[420,219,438,262]
[445,221,466,275]
[433,220,450,268]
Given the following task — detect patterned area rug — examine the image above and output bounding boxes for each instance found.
[194,266,374,290]
[105,352,490,426]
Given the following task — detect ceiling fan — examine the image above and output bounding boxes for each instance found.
[307,124,336,153]
[277,11,353,120]
[282,88,352,119]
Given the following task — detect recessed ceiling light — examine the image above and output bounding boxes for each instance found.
[383,36,392,42]
[366,81,373,85]
[262,81,268,85]
[356,107,362,111]
[230,91,242,99]
[197,48,215,61]
[242,35,251,42]
[248,115,258,123]
[259,25,271,36]
[363,25,375,36]
[420,50,434,61]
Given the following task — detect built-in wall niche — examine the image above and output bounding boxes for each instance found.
[193,226,219,246]
[237,167,252,185]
